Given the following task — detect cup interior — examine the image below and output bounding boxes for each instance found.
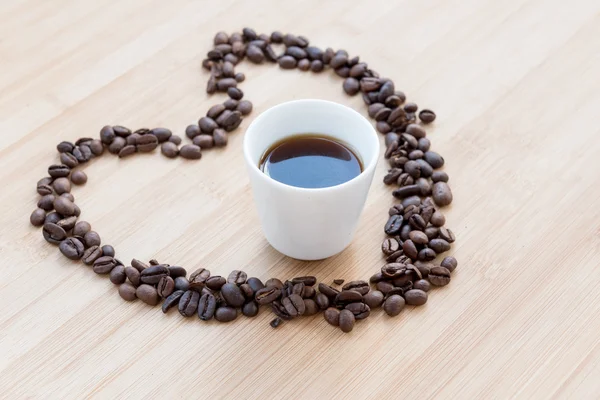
[244,99,379,188]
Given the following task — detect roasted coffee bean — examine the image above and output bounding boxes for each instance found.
[52,177,71,195]
[109,265,126,285]
[378,81,395,103]
[381,263,406,279]
[135,134,158,152]
[419,109,436,123]
[36,182,53,196]
[404,289,428,306]
[255,286,281,305]
[349,62,367,78]
[80,245,101,266]
[160,142,178,158]
[56,216,77,231]
[179,290,200,317]
[367,103,384,119]
[174,276,190,292]
[282,294,305,317]
[307,59,322,72]
[345,302,370,320]
[339,309,355,333]
[116,283,136,301]
[418,247,436,261]
[129,259,146,272]
[318,283,340,300]
[107,136,126,154]
[161,290,184,313]
[324,307,340,326]
[269,317,283,328]
[30,208,46,226]
[59,152,78,169]
[300,299,317,316]
[179,144,202,160]
[414,261,433,278]
[227,87,244,100]
[403,102,418,113]
[215,306,238,322]
[207,104,226,119]
[383,168,402,185]
[409,214,427,231]
[48,164,70,179]
[291,282,305,297]
[185,125,201,140]
[388,204,404,216]
[242,27,257,40]
[92,256,118,274]
[417,138,431,153]
[59,238,85,260]
[42,222,66,244]
[227,270,247,285]
[291,276,316,286]
[56,141,74,153]
[413,279,431,292]
[118,144,136,158]
[439,227,456,243]
[424,151,444,169]
[216,78,238,92]
[403,204,420,220]
[383,294,405,316]
[197,292,217,320]
[409,230,429,245]
[402,195,422,208]
[403,124,425,139]
[360,77,381,92]
[168,266,187,278]
[363,290,384,309]
[342,281,370,296]
[73,145,93,163]
[83,231,100,247]
[278,55,297,69]
[233,100,252,117]
[315,293,330,310]
[205,275,226,291]
[286,46,306,59]
[416,177,432,196]
[124,266,141,286]
[369,271,384,284]
[429,267,451,286]
[239,301,258,318]
[198,117,217,134]
[343,77,360,95]
[399,224,412,241]
[245,45,264,63]
[440,256,458,272]
[157,276,175,298]
[381,237,400,255]
[431,171,449,183]
[240,283,254,299]
[402,239,418,260]
[221,283,245,307]
[265,278,283,289]
[330,279,343,286]
[397,173,414,187]
[214,31,229,45]
[272,299,294,320]
[60,193,75,202]
[188,268,210,289]
[384,214,403,235]
[246,277,265,293]
[213,129,228,146]
[335,290,363,307]
[429,238,451,254]
[111,126,131,137]
[392,184,421,199]
[431,182,453,206]
[409,150,424,160]
[52,196,74,216]
[140,265,169,284]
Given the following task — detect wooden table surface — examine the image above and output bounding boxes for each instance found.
[2,0,600,398]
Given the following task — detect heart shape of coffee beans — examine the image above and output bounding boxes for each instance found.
[30,28,457,333]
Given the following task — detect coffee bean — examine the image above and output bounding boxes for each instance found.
[383,294,405,316]
[413,279,431,292]
[415,139,431,154]
[419,109,436,123]
[245,277,264,293]
[67,172,87,187]
[324,308,340,326]
[315,293,329,310]
[246,44,265,63]
[388,204,404,216]
[58,238,84,260]
[409,214,427,231]
[392,184,421,199]
[178,290,200,317]
[431,182,453,206]
[291,282,305,297]
[255,286,281,305]
[194,292,217,320]
[318,283,340,300]
[345,302,370,320]
[429,266,451,286]
[108,265,126,285]
[83,231,101,247]
[374,281,392,295]
[290,276,316,287]
[138,265,168,285]
[381,237,400,255]
[414,261,432,278]
[122,266,140,286]
[198,276,223,292]
[30,208,46,226]
[339,309,355,333]
[403,289,427,306]
[207,105,226,120]
[227,87,244,100]
[213,31,229,45]
[52,196,73,216]
[402,239,418,260]
[265,278,284,289]
[403,124,424,140]
[431,172,449,184]
[135,134,158,153]
[56,141,74,153]
[409,150,424,160]
[132,284,157,305]
[407,230,427,245]
[282,294,305,317]
[37,183,53,196]
[48,164,70,179]
[157,276,175,298]
[106,136,125,154]
[335,290,363,308]
[418,247,436,261]
[226,270,246,285]
[91,256,117,274]
[69,222,88,238]
[439,227,456,243]
[179,144,201,160]
[161,290,183,313]
[115,283,136,302]
[429,239,450,255]
[74,145,93,163]
[440,256,457,272]
[363,290,384,309]
[381,263,407,279]
[118,144,135,158]
[402,102,417,113]
[343,77,360,95]
[56,216,77,232]
[186,268,209,290]
[220,283,244,307]
[423,151,444,169]
[384,214,403,236]
[415,178,431,196]
[215,306,237,322]
[278,55,297,69]
[58,152,78,169]
[342,281,370,296]
[157,141,178,158]
[51,177,70,195]
[238,283,253,300]
[174,276,190,292]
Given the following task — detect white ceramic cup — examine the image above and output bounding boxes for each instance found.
[243,99,379,260]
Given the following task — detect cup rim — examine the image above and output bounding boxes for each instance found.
[243,99,379,192]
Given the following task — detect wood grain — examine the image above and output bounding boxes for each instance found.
[1,0,600,398]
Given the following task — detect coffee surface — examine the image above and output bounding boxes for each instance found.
[259,134,363,188]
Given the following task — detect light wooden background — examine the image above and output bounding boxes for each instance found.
[1,0,599,398]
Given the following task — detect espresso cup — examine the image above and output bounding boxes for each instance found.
[243,99,379,260]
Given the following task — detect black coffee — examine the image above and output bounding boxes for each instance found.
[259,134,362,188]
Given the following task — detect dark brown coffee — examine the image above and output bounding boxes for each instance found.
[259,134,363,188]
